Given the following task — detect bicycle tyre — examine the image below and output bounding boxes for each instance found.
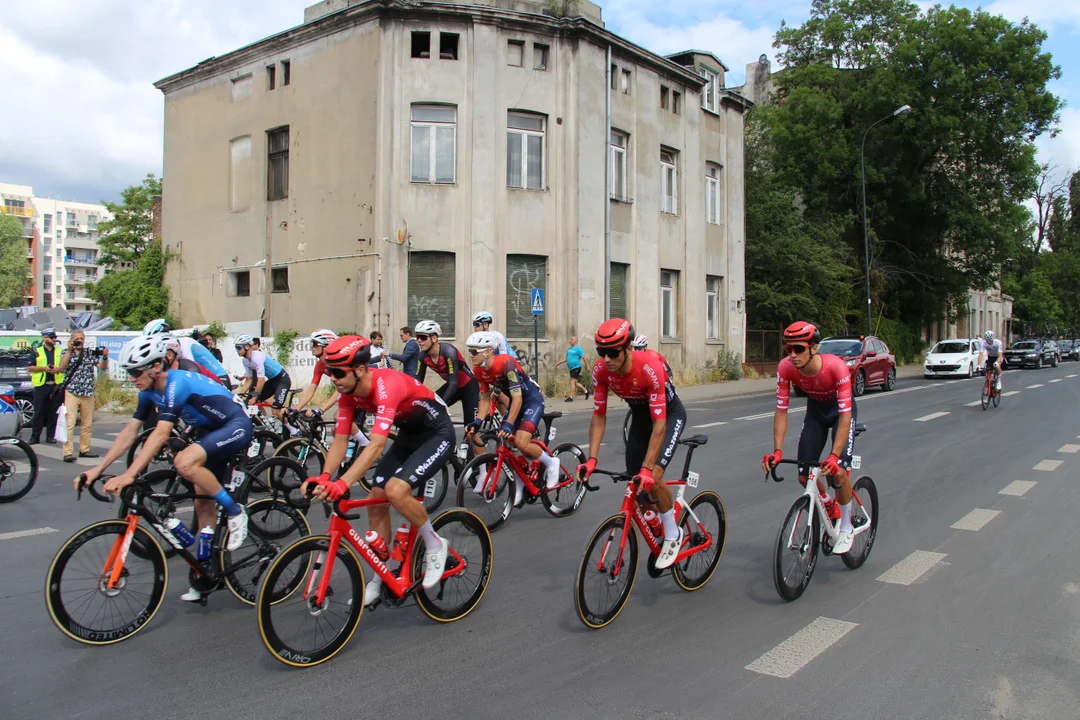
[841,476,879,570]
[0,436,39,503]
[540,443,588,517]
[622,409,632,446]
[773,495,819,602]
[574,513,638,629]
[992,387,1000,408]
[417,465,450,514]
[273,437,326,478]
[45,520,168,645]
[257,535,365,668]
[224,497,311,604]
[250,455,311,511]
[455,452,514,532]
[126,427,178,475]
[672,490,727,591]
[411,508,494,622]
[247,429,283,465]
[981,382,989,410]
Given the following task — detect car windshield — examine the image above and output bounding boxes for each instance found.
[931,342,969,354]
[1060,340,1074,350]
[1011,341,1038,350]
[818,339,863,357]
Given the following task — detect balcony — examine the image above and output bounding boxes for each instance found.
[21,222,34,238]
[64,256,100,266]
[0,206,34,218]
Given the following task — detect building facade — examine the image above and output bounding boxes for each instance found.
[155,0,748,372]
[0,183,112,313]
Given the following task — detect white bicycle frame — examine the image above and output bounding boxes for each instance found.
[787,466,872,550]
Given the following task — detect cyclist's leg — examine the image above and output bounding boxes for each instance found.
[458,380,481,455]
[180,419,251,531]
[827,402,856,505]
[797,401,830,496]
[271,373,292,420]
[367,443,411,543]
[649,397,687,513]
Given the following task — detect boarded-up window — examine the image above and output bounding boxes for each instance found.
[506,254,546,338]
[230,74,252,102]
[408,252,456,337]
[610,262,628,320]
[229,136,252,211]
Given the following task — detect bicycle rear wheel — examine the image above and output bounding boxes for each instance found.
[773,495,819,602]
[126,428,175,475]
[45,520,168,645]
[273,437,326,479]
[841,476,879,570]
[417,466,449,514]
[246,429,282,465]
[456,453,514,532]
[224,498,311,604]
[251,456,310,512]
[992,387,1000,408]
[575,514,638,629]
[672,490,727,591]
[981,381,989,410]
[0,437,38,503]
[258,535,365,668]
[411,509,493,622]
[540,443,588,517]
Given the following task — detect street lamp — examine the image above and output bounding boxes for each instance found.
[861,103,912,336]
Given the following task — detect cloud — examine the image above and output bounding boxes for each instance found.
[985,0,1080,33]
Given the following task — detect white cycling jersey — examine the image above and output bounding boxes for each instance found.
[486,329,518,359]
[981,338,1003,359]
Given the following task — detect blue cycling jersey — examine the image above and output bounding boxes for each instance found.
[134,369,247,428]
[243,349,284,380]
[181,337,227,377]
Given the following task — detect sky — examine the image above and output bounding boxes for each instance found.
[2,0,1080,205]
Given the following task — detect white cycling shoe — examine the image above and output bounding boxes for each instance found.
[543,461,561,490]
[363,577,383,606]
[226,509,248,551]
[180,587,202,603]
[833,529,854,555]
[655,528,684,570]
[422,535,449,589]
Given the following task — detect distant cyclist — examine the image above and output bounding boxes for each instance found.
[415,320,481,435]
[292,328,369,448]
[471,311,518,359]
[979,330,1004,393]
[630,333,673,379]
[234,334,292,421]
[144,318,231,388]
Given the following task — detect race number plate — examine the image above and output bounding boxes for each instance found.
[423,478,437,498]
[247,442,261,458]
[227,470,245,492]
[245,405,259,417]
[687,470,700,488]
[458,443,468,461]
[547,427,557,443]
[851,455,862,470]
[364,415,375,428]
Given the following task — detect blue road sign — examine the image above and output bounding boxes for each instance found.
[531,288,545,315]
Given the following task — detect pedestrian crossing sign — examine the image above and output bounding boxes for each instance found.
[531,288,545,315]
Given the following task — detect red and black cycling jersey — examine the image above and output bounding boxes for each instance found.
[334,368,449,438]
[591,350,676,419]
[474,354,543,403]
[310,359,328,386]
[645,348,674,380]
[775,353,853,413]
[417,342,475,394]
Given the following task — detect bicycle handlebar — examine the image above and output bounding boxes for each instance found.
[76,472,115,503]
[583,467,658,503]
[766,458,817,484]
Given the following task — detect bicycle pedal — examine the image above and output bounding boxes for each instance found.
[198,596,209,607]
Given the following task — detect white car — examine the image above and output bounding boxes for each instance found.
[923,338,984,378]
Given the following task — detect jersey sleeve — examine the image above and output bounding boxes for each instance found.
[333,394,357,436]
[311,360,325,386]
[833,360,853,413]
[416,357,428,383]
[642,355,668,420]
[775,362,792,412]
[250,351,267,379]
[502,358,524,396]
[442,345,460,395]
[591,359,609,416]
[133,391,155,422]
[368,373,400,438]
[159,374,190,425]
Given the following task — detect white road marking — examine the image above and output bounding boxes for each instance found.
[877,550,947,585]
[913,411,950,422]
[30,444,96,466]
[951,509,1001,531]
[964,401,982,407]
[737,407,804,421]
[1026,384,1044,389]
[1033,459,1063,472]
[745,617,858,678]
[1068,374,1078,378]
[1002,391,1021,397]
[693,421,728,428]
[1061,444,1080,454]
[1049,378,1062,383]
[1000,480,1037,496]
[0,527,58,541]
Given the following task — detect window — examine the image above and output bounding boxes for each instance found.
[534,43,548,70]
[230,135,253,211]
[609,130,628,201]
[411,31,431,58]
[661,148,678,214]
[621,68,631,94]
[610,263,629,320]
[440,33,459,60]
[661,270,678,339]
[410,105,456,184]
[281,60,291,86]
[660,85,669,110]
[700,67,719,112]
[230,271,251,297]
[267,126,289,201]
[56,248,62,257]
[705,164,721,224]
[706,276,722,340]
[271,267,290,293]
[266,64,276,91]
[672,90,681,115]
[408,252,456,336]
[506,255,546,338]
[43,215,52,233]
[66,212,76,227]
[508,40,524,66]
[507,112,545,190]
[610,63,617,90]
[88,214,97,229]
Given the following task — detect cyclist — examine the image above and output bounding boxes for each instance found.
[978,330,1004,393]
[415,321,481,448]
[234,334,292,421]
[762,321,857,555]
[465,331,560,504]
[303,336,454,603]
[471,311,518,359]
[74,335,251,600]
[144,318,231,388]
[577,319,686,569]
[630,333,673,379]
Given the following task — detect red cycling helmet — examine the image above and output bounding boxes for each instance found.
[595,318,635,349]
[783,321,820,345]
[324,335,372,367]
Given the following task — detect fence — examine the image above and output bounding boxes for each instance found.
[745,328,782,377]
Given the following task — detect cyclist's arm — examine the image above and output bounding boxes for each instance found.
[476,389,491,423]
[442,348,460,397]
[321,432,348,477]
[337,433,387,487]
[505,388,523,425]
[294,382,317,411]
[319,392,339,414]
[586,411,606,460]
[84,418,144,480]
[772,410,788,456]
[829,412,852,460]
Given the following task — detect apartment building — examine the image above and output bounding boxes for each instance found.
[155,0,748,370]
[0,183,111,313]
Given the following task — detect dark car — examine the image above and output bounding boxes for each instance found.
[817,335,897,397]
[0,348,35,429]
[1058,339,1080,361]
[1046,339,1064,365]
[1004,339,1057,369]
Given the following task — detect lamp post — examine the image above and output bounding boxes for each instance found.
[861,104,911,337]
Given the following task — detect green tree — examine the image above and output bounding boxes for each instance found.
[1008,268,1062,329]
[95,173,162,267]
[0,215,31,307]
[89,240,171,329]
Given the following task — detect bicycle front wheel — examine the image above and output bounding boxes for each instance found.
[224,497,311,604]
[46,520,168,645]
[575,514,638,629]
[273,437,326,478]
[673,490,727,591]
[992,387,1001,408]
[258,535,365,668]
[412,509,493,622]
[126,428,175,475]
[251,456,310,512]
[981,382,989,410]
[0,437,38,503]
[540,443,588,517]
[841,476,879,570]
[456,453,514,532]
[773,495,819,602]
[416,465,449,514]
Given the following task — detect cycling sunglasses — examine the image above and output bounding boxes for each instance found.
[415,334,431,342]
[785,344,809,355]
[597,346,624,359]
[467,348,487,357]
[127,367,147,379]
[472,321,487,328]
[326,366,355,379]
[234,346,247,352]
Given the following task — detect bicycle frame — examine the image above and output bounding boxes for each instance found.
[473,437,569,500]
[786,468,872,550]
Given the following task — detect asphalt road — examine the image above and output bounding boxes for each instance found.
[3,365,1079,719]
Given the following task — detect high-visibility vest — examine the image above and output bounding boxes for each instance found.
[30,345,64,387]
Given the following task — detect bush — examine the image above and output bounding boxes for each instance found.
[95,375,139,414]
[870,316,926,364]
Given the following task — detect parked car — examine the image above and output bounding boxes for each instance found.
[1004,339,1057,369]
[0,349,34,428]
[923,338,983,378]
[817,335,897,396]
[1058,339,1080,361]
[1046,339,1063,365]
[0,384,22,436]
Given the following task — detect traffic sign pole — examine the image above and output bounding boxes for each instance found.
[531,288,545,391]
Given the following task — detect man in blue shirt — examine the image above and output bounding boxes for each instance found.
[389,326,422,377]
[555,335,591,402]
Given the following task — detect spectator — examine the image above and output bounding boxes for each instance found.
[251,337,262,351]
[555,335,591,402]
[200,332,224,364]
[389,326,421,377]
[57,329,109,463]
[26,328,63,445]
[369,331,391,368]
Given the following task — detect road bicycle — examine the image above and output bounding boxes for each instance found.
[981,366,1001,410]
[0,436,38,503]
[238,387,304,436]
[768,425,878,602]
[256,489,493,667]
[573,434,726,629]
[45,470,310,646]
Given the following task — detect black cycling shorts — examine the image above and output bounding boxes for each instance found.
[438,378,480,425]
[569,367,582,380]
[257,371,292,409]
[797,399,857,476]
[624,395,687,474]
[193,416,253,483]
[370,420,455,490]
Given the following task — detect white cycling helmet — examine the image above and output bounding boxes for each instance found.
[472,311,493,325]
[984,330,995,342]
[414,320,441,336]
[310,329,337,347]
[143,318,171,335]
[158,334,181,354]
[632,334,648,350]
[234,334,254,347]
[465,331,499,350]
[119,335,168,370]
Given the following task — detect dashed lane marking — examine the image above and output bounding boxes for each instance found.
[1034,459,1063,472]
[736,408,804,421]
[1026,384,1044,389]
[951,509,1001,531]
[1049,378,1063,383]
[1060,444,1080,454]
[913,412,950,422]
[0,527,58,541]
[964,401,982,407]
[1000,480,1037,497]
[1068,374,1078,378]
[877,550,947,585]
[745,617,858,678]
[692,421,728,428]
[1002,391,1021,397]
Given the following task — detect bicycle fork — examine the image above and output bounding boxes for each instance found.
[101,515,141,591]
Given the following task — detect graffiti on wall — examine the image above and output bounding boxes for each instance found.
[507,259,545,335]
[510,344,555,376]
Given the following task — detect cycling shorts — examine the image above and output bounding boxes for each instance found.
[797,398,857,476]
[438,378,480,425]
[370,419,455,490]
[257,371,292,409]
[509,396,545,436]
[624,395,686,474]
[193,416,253,482]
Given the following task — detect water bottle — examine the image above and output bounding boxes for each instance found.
[643,510,663,538]
[821,495,841,520]
[345,440,357,461]
[458,442,468,461]
[365,530,389,561]
[391,523,410,562]
[165,517,196,548]
[197,526,214,561]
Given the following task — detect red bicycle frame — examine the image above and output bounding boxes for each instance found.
[475,439,572,500]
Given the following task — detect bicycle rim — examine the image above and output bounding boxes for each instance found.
[412,509,493,622]
[253,456,310,512]
[673,491,727,591]
[773,495,818,602]
[575,514,638,629]
[992,389,1000,407]
[0,438,38,503]
[981,383,989,410]
[541,443,588,517]
[842,476,879,570]
[224,498,311,605]
[258,536,364,668]
[456,454,514,532]
[45,521,168,645]
[273,438,325,479]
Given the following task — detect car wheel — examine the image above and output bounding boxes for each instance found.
[15,398,34,427]
[1036,356,1043,370]
[966,363,973,378]
[1052,354,1059,368]
[854,369,866,397]
[884,366,896,391]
